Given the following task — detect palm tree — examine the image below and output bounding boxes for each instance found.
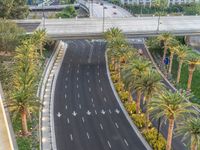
[122,57,151,113]
[186,52,200,91]
[176,117,200,150]
[149,90,198,150]
[157,33,174,62]
[32,29,47,57]
[104,27,124,42]
[168,39,179,74]
[134,70,164,129]
[5,40,40,135]
[175,45,190,84]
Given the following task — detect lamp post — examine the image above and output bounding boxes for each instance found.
[102,5,106,32]
[42,0,45,29]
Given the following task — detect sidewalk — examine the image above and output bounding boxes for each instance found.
[0,83,17,150]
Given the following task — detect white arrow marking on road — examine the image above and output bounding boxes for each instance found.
[72,111,77,116]
[100,123,103,130]
[57,112,62,118]
[115,109,120,114]
[86,110,91,115]
[124,139,129,146]
[101,110,105,115]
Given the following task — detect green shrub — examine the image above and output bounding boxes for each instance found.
[124,101,136,114]
[118,91,129,103]
[131,113,146,129]
[114,82,124,92]
[143,128,166,150]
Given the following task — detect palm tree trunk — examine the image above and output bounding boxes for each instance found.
[191,141,196,150]
[187,66,195,91]
[145,100,150,129]
[168,52,174,74]
[21,109,29,135]
[128,88,132,103]
[162,46,168,63]
[176,60,183,83]
[166,118,175,150]
[118,62,121,80]
[136,90,142,114]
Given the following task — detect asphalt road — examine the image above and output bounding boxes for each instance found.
[54,40,147,150]
[132,42,187,150]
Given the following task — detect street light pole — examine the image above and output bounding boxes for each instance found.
[42,0,45,29]
[157,13,161,32]
[102,6,105,33]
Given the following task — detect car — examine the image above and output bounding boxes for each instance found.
[113,12,117,15]
[113,5,116,8]
[104,6,107,9]
[100,2,103,5]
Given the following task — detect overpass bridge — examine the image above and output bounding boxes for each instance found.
[16,16,200,39]
[29,4,80,11]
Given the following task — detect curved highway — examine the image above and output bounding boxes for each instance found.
[53,40,147,150]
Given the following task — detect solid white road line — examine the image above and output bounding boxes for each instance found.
[107,140,111,149]
[100,123,103,130]
[86,132,90,139]
[115,122,119,128]
[70,134,73,141]
[124,139,129,146]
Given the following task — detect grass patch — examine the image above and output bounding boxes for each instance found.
[171,57,200,104]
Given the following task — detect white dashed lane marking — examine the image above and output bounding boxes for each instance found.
[107,140,111,149]
[86,132,90,139]
[100,123,103,130]
[65,94,67,99]
[82,117,85,123]
[104,97,107,102]
[115,122,119,128]
[70,134,73,141]
[124,139,129,146]
[67,118,70,124]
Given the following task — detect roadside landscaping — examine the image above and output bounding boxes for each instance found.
[104,27,200,150]
[146,35,200,104]
[0,19,53,150]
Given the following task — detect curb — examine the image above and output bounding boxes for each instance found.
[105,50,152,150]
[39,40,67,150]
